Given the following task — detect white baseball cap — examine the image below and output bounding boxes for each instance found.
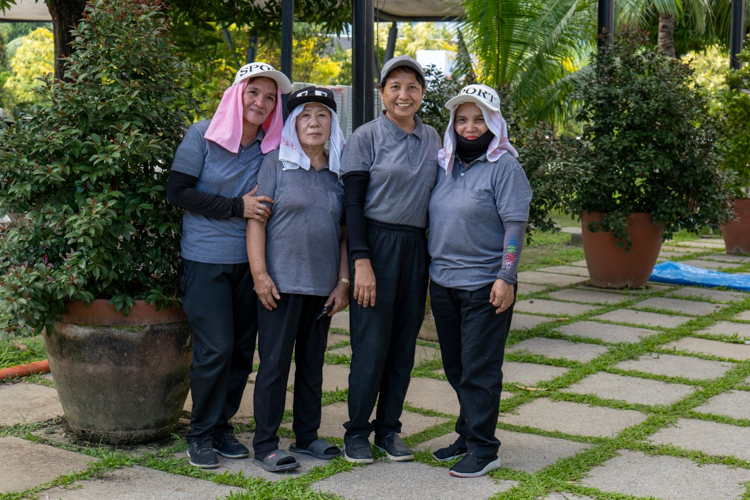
[445,84,501,113]
[233,62,293,93]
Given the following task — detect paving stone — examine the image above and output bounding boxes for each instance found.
[517,271,589,287]
[537,265,591,277]
[518,283,549,294]
[649,418,750,460]
[679,259,742,270]
[0,383,64,427]
[405,377,460,416]
[697,321,750,339]
[0,436,96,494]
[514,299,599,317]
[322,363,350,392]
[283,402,448,441]
[499,399,647,438]
[547,289,631,305]
[312,460,516,500]
[184,384,293,420]
[582,449,750,500]
[735,310,750,321]
[694,390,750,420]
[38,465,240,499]
[661,245,699,253]
[417,429,591,473]
[578,283,673,294]
[594,309,692,328]
[330,310,349,330]
[507,337,609,363]
[700,254,750,263]
[676,240,726,249]
[660,250,691,258]
[570,260,588,267]
[634,297,725,316]
[510,313,553,330]
[503,362,568,386]
[669,287,749,303]
[544,494,594,500]
[615,353,733,380]
[327,333,350,348]
[561,372,695,406]
[556,321,660,344]
[665,337,750,361]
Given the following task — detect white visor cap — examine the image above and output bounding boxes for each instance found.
[234,62,293,94]
[445,84,501,113]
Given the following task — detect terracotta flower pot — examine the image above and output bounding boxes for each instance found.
[581,211,664,289]
[721,198,750,255]
[44,299,193,444]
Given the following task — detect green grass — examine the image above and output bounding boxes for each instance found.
[0,335,46,371]
[520,231,585,272]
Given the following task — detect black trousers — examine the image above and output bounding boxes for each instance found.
[429,280,515,458]
[253,293,331,458]
[181,259,258,442]
[345,219,428,438]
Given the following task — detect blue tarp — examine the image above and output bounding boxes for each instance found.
[649,261,750,292]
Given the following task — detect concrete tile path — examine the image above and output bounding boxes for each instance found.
[3,244,750,500]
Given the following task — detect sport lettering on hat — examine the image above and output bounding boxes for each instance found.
[445,84,501,112]
[233,62,293,93]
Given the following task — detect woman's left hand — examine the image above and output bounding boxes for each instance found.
[325,281,350,316]
[490,279,515,314]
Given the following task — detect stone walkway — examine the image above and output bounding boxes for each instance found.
[2,238,750,499]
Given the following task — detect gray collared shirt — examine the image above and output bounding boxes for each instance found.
[172,120,265,264]
[339,111,441,228]
[428,153,532,290]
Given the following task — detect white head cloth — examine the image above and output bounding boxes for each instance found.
[278,103,346,175]
[437,84,518,174]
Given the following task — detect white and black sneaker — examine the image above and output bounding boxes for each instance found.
[449,454,501,478]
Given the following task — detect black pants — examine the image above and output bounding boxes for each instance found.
[429,280,515,458]
[345,219,428,439]
[253,293,331,458]
[181,259,257,442]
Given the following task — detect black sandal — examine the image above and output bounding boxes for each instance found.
[290,438,342,460]
[252,449,301,472]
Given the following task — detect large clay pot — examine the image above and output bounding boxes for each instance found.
[721,198,750,255]
[581,212,663,289]
[44,300,193,444]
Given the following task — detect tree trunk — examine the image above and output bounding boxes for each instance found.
[658,13,676,58]
[46,0,88,80]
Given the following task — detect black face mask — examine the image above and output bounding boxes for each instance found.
[455,129,494,164]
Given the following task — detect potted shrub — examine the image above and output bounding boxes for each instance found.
[570,26,733,288]
[0,0,199,444]
[717,41,750,254]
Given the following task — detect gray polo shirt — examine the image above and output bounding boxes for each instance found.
[428,154,532,291]
[339,112,441,228]
[257,150,344,296]
[172,120,265,264]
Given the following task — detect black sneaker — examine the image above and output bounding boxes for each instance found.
[212,428,250,459]
[343,435,374,464]
[374,432,414,462]
[449,454,501,478]
[432,439,468,462]
[187,436,220,468]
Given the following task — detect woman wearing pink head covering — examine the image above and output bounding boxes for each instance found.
[166,63,291,469]
[427,84,532,478]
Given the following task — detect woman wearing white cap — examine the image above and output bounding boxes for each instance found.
[246,86,349,472]
[167,62,291,469]
[427,84,532,477]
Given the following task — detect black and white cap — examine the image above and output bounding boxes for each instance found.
[287,86,337,113]
[233,62,292,93]
[445,84,501,113]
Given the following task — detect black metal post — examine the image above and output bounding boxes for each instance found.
[352,0,375,129]
[730,0,746,70]
[384,21,397,63]
[597,0,615,48]
[281,0,294,118]
[246,35,258,64]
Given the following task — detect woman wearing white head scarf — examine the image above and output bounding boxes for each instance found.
[427,84,532,478]
[246,86,349,472]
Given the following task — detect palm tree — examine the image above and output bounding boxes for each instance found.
[461,0,597,125]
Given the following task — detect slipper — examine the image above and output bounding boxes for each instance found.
[290,438,342,460]
[252,449,301,472]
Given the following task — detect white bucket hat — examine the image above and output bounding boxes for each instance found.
[233,62,292,93]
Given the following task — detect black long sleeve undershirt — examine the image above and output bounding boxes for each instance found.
[342,171,371,261]
[166,170,244,219]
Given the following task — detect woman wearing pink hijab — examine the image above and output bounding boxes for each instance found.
[167,63,291,469]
